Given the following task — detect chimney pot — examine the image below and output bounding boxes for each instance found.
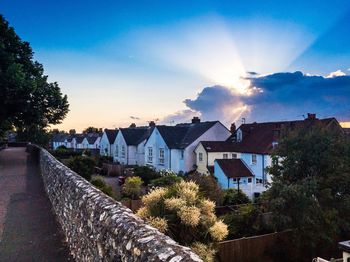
[192,117,201,124]
[149,121,156,127]
[129,123,136,128]
[307,113,316,120]
[230,123,236,133]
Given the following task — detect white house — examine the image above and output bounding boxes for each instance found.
[52,133,67,150]
[72,135,85,150]
[100,129,118,156]
[113,124,153,165]
[144,117,231,173]
[197,113,343,198]
[82,134,101,149]
[64,135,75,149]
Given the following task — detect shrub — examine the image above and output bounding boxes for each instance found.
[149,171,182,187]
[221,203,269,239]
[52,148,81,159]
[136,181,228,261]
[67,156,96,181]
[91,177,114,198]
[186,172,223,204]
[133,166,161,185]
[123,176,143,200]
[222,188,250,206]
[96,155,113,168]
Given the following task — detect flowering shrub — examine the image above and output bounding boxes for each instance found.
[136,180,228,261]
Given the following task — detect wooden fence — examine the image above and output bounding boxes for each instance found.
[218,231,290,262]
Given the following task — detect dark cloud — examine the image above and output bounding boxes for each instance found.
[165,71,350,125]
[130,116,140,120]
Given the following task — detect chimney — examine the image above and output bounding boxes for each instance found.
[242,118,246,124]
[129,123,136,128]
[306,113,316,120]
[149,121,156,127]
[230,123,236,133]
[191,117,201,124]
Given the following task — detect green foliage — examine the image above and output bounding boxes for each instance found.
[67,156,96,181]
[52,148,81,159]
[186,172,223,204]
[91,177,114,198]
[265,128,350,261]
[221,204,270,239]
[222,188,250,206]
[123,176,143,200]
[133,166,161,185]
[96,155,113,168]
[150,171,183,187]
[0,15,69,139]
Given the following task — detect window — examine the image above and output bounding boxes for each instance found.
[256,178,263,184]
[248,178,252,183]
[148,147,153,163]
[115,145,119,157]
[159,148,165,165]
[180,150,184,159]
[232,153,237,159]
[251,154,257,165]
[223,153,228,159]
[121,145,125,158]
[198,152,203,162]
[232,178,237,183]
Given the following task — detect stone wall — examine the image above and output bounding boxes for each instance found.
[29,145,202,261]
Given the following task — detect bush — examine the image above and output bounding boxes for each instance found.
[149,171,182,187]
[123,176,143,200]
[186,172,223,204]
[57,145,67,149]
[52,148,81,159]
[133,166,161,185]
[97,155,113,168]
[67,156,96,181]
[91,177,114,198]
[136,181,229,261]
[222,189,250,206]
[221,203,270,239]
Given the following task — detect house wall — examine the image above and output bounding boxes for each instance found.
[136,140,146,166]
[144,128,170,171]
[82,138,89,149]
[113,132,127,164]
[100,133,112,156]
[194,143,209,174]
[183,122,231,173]
[170,149,185,173]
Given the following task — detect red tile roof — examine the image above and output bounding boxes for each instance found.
[216,159,254,178]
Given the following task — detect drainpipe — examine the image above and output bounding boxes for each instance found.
[262,155,265,185]
[169,148,172,170]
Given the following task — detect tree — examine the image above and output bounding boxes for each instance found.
[83,127,102,134]
[123,176,143,200]
[133,166,161,185]
[0,15,69,143]
[265,128,350,261]
[136,181,228,261]
[186,172,223,204]
[222,188,250,206]
[67,156,96,181]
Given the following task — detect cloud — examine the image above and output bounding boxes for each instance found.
[164,71,350,125]
[160,109,199,125]
[130,116,140,120]
[326,70,346,78]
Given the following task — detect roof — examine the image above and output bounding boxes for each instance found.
[216,159,254,178]
[66,135,75,142]
[52,133,67,142]
[225,117,341,154]
[85,133,100,144]
[75,135,85,144]
[120,127,153,145]
[104,129,119,144]
[200,141,237,152]
[157,121,219,149]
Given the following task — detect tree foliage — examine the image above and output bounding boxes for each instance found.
[67,156,96,181]
[265,128,350,261]
[123,176,143,200]
[222,188,250,206]
[0,15,69,142]
[133,166,161,185]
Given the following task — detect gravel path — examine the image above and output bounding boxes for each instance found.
[0,147,72,261]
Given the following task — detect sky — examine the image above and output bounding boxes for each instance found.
[1,0,350,131]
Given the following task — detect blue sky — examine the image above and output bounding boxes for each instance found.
[1,0,350,130]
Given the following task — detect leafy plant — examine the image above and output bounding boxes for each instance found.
[67,156,96,181]
[133,166,161,185]
[136,181,229,261]
[123,176,143,200]
[222,188,250,206]
[149,171,182,187]
[91,177,114,198]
